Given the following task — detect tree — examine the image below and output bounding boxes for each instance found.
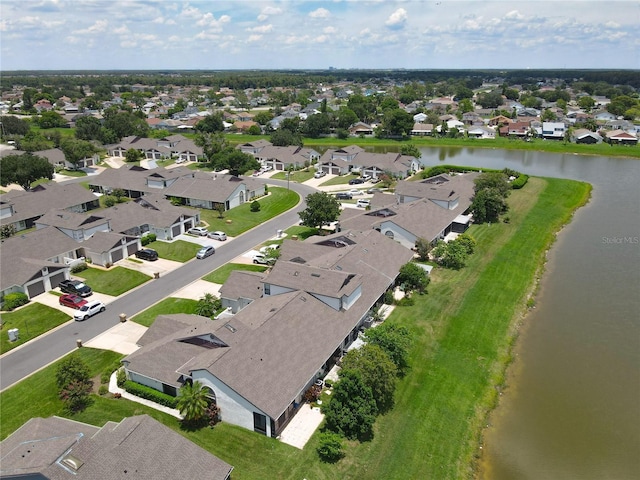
[341,344,398,413]
[298,192,341,229]
[364,322,412,376]
[1,224,16,239]
[432,240,469,270]
[37,111,66,129]
[195,293,221,318]
[195,112,224,133]
[303,113,330,138]
[471,187,508,223]
[577,96,596,112]
[56,355,93,412]
[474,172,511,198]
[322,370,378,440]
[0,153,54,190]
[414,237,431,261]
[270,128,302,146]
[381,109,414,137]
[253,111,274,125]
[336,107,359,130]
[400,143,421,159]
[60,137,98,169]
[456,233,476,255]
[316,432,345,462]
[0,115,30,136]
[458,98,474,114]
[247,124,261,135]
[75,116,102,140]
[195,132,229,163]
[176,381,210,423]
[397,262,430,294]
[102,109,149,140]
[124,148,142,163]
[214,147,260,176]
[477,90,504,109]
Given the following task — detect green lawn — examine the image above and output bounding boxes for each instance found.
[57,169,87,177]
[147,239,202,262]
[130,298,200,327]
[199,187,300,237]
[202,263,268,284]
[319,173,360,186]
[270,168,316,183]
[0,176,591,479]
[76,266,151,296]
[0,303,71,354]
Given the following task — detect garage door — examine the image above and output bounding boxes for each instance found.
[127,243,138,256]
[27,281,46,298]
[172,225,181,237]
[331,166,340,175]
[111,248,124,262]
[50,271,66,288]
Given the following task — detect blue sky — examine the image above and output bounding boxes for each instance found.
[1,0,639,71]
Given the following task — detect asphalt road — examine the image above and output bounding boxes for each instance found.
[0,179,316,391]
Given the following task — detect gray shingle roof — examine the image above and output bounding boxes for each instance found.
[218,270,265,301]
[0,415,233,480]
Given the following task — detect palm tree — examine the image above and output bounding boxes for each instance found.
[176,381,209,423]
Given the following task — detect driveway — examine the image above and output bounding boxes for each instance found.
[34,290,116,314]
[118,257,183,278]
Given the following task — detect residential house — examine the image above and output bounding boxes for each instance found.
[122,229,413,438]
[237,139,272,156]
[413,112,428,123]
[594,110,616,122]
[499,121,533,138]
[0,415,233,480]
[348,122,374,136]
[255,145,320,171]
[571,129,602,144]
[36,209,111,242]
[488,115,512,126]
[541,122,566,140]
[466,125,496,139]
[0,183,100,232]
[410,123,433,136]
[316,145,418,179]
[604,130,638,145]
[219,270,265,313]
[106,134,203,162]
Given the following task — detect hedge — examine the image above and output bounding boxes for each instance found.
[511,174,529,189]
[123,380,178,408]
[422,164,499,178]
[3,292,29,311]
[141,233,157,246]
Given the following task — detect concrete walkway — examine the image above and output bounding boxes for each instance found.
[279,404,324,449]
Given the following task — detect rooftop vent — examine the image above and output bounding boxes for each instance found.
[224,323,237,333]
[60,453,84,471]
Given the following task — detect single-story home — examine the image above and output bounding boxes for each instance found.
[316,145,419,179]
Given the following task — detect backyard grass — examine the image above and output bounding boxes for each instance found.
[270,168,316,183]
[0,303,71,355]
[56,169,87,177]
[0,176,591,479]
[75,266,151,296]
[130,298,200,327]
[202,263,268,285]
[146,239,202,262]
[199,187,300,237]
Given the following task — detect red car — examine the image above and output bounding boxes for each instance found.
[59,294,88,309]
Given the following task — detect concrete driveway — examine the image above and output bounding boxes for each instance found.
[34,290,116,315]
[118,257,183,278]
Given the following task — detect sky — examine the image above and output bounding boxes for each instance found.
[1,0,639,71]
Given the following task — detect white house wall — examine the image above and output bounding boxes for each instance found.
[342,284,362,310]
[380,221,417,249]
[227,184,247,209]
[128,371,166,392]
[265,284,296,296]
[309,292,341,311]
[192,371,273,437]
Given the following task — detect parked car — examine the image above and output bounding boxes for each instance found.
[174,157,187,164]
[251,170,263,177]
[349,178,365,185]
[314,171,326,178]
[207,231,227,241]
[59,294,88,310]
[356,199,371,208]
[188,226,209,236]
[253,253,275,265]
[196,245,215,259]
[74,300,106,321]
[361,174,372,181]
[335,192,352,200]
[135,248,158,261]
[58,279,92,297]
[348,189,363,196]
[367,187,383,194]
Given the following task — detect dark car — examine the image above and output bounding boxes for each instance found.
[335,192,352,200]
[59,294,88,309]
[349,178,365,185]
[135,248,159,261]
[58,279,92,297]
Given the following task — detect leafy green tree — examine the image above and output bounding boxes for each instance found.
[458,98,474,114]
[577,96,596,112]
[75,116,102,140]
[0,153,54,190]
[60,137,98,169]
[397,262,430,294]
[270,128,302,146]
[298,192,341,229]
[414,237,431,261]
[316,432,345,463]
[247,124,261,135]
[250,200,260,212]
[400,143,421,159]
[195,132,229,163]
[103,109,149,140]
[455,233,476,255]
[59,379,93,412]
[195,112,224,133]
[124,148,142,163]
[476,90,503,109]
[0,115,30,136]
[381,109,414,137]
[176,381,210,423]
[322,370,378,440]
[432,240,468,270]
[471,187,508,223]
[303,113,330,138]
[214,147,260,176]
[474,172,511,198]
[336,107,359,130]
[341,344,398,413]
[56,355,92,389]
[195,293,221,318]
[37,111,66,129]
[253,111,274,125]
[364,322,412,376]
[17,131,52,152]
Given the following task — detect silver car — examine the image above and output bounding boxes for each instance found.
[196,245,215,259]
[207,231,227,241]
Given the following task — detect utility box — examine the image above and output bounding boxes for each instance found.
[276,229,283,238]
[7,328,19,342]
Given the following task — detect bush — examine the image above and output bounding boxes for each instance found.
[511,174,529,189]
[123,380,178,408]
[100,372,111,385]
[396,295,415,307]
[383,289,394,305]
[98,385,108,395]
[303,385,322,403]
[250,200,260,212]
[317,432,345,463]
[104,196,117,207]
[70,262,88,274]
[140,233,156,246]
[3,292,29,311]
[116,368,127,387]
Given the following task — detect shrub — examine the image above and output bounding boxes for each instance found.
[511,174,529,189]
[141,233,156,246]
[324,379,333,388]
[383,289,394,305]
[103,196,117,207]
[455,233,476,255]
[395,295,415,307]
[70,262,88,274]
[204,403,221,428]
[3,292,29,311]
[116,368,127,387]
[123,380,178,408]
[100,372,111,385]
[250,200,260,212]
[60,380,93,412]
[303,385,322,403]
[317,432,345,463]
[98,385,108,395]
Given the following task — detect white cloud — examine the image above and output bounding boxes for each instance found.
[324,26,337,34]
[196,13,231,30]
[258,6,281,21]
[505,10,524,21]
[73,19,108,35]
[152,16,165,24]
[309,8,330,19]
[247,34,262,43]
[181,5,201,19]
[113,25,129,35]
[386,8,407,29]
[247,24,273,33]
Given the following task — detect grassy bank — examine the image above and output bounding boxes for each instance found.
[0,177,591,479]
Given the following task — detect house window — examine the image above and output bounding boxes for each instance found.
[384,230,395,239]
[264,284,270,295]
[253,412,267,435]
